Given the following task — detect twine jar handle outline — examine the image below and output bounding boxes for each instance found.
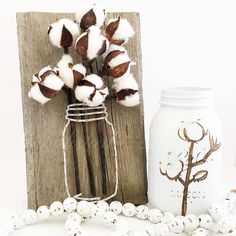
[62,103,118,202]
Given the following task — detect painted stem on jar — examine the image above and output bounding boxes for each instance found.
[160,121,221,216]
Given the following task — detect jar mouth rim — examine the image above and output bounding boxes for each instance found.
[162,87,212,92]
[161,87,214,98]
[160,87,214,107]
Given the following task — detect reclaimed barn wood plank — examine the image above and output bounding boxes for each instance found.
[17,12,147,209]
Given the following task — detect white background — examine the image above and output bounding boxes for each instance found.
[0,0,236,235]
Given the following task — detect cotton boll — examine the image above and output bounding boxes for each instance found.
[28,84,50,105]
[102,44,127,59]
[112,74,139,92]
[74,84,95,102]
[75,26,109,60]
[84,74,104,89]
[105,18,134,45]
[112,19,134,41]
[76,3,105,30]
[115,89,140,106]
[43,73,64,90]
[84,90,106,107]
[48,18,80,48]
[113,74,140,107]
[73,64,86,77]
[108,53,131,68]
[57,54,86,89]
[104,49,132,78]
[87,26,109,60]
[29,66,64,104]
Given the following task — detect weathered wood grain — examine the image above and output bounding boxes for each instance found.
[17,12,147,209]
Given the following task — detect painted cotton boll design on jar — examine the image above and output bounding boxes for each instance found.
[148,87,222,216]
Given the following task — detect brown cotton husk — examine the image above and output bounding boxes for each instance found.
[80,9,97,30]
[73,70,84,88]
[38,84,58,98]
[78,79,95,88]
[104,50,125,67]
[31,73,40,85]
[105,17,120,40]
[75,33,89,59]
[110,39,125,45]
[89,89,97,100]
[60,25,73,48]
[115,88,138,101]
[107,61,130,78]
[47,26,52,35]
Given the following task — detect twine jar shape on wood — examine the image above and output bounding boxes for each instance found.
[62,103,118,202]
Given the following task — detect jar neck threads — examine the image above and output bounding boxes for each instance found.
[160,87,214,108]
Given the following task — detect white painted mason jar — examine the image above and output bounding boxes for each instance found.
[148,87,222,216]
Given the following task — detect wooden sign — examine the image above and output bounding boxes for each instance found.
[17,12,147,209]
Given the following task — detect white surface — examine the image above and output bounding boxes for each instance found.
[0,0,236,235]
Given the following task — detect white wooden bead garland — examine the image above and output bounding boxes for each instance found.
[1,192,236,236]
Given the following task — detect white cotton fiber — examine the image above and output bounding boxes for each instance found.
[28,84,50,105]
[112,74,139,92]
[76,3,94,25]
[92,5,106,28]
[87,26,108,60]
[118,92,140,107]
[43,74,64,90]
[74,85,95,101]
[84,90,106,107]
[58,64,74,89]
[84,74,104,89]
[48,22,62,48]
[48,19,80,48]
[57,54,74,88]
[59,19,80,38]
[111,18,135,43]
[76,3,105,29]
[73,63,86,76]
[57,54,73,67]
[108,53,130,68]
